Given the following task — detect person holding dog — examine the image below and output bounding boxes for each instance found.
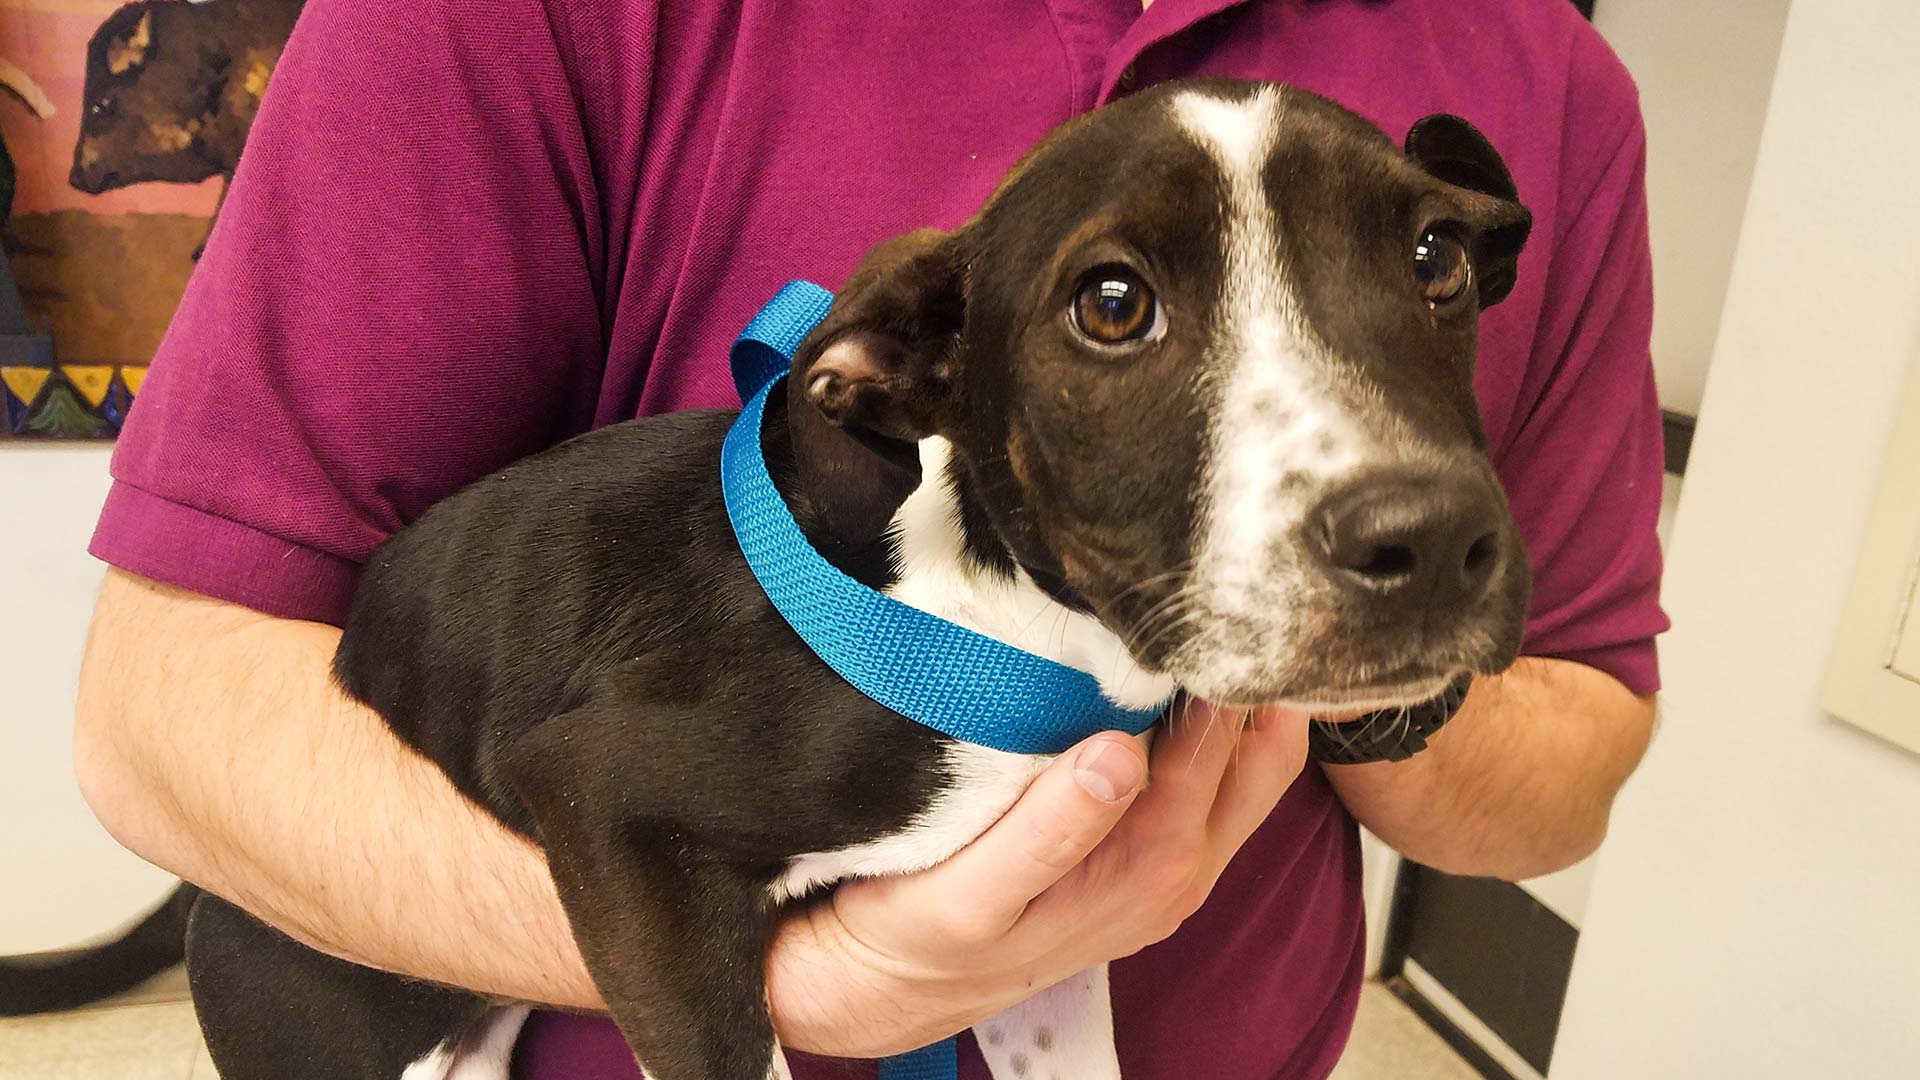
[72,0,1666,1076]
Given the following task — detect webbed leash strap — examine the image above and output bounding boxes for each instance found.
[875,1041,959,1080]
[721,284,1166,756]
[730,280,835,403]
[722,282,1167,1080]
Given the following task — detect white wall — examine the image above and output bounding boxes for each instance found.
[1511,473,1681,932]
[1593,0,1791,416]
[1554,1,1920,1075]
[0,445,173,954]
[1500,0,1796,937]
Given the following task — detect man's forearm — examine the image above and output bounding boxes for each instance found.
[73,569,603,1010]
[69,571,1305,1059]
[1324,656,1655,881]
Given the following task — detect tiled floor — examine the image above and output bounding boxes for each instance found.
[0,972,1475,1079]
[1329,982,1482,1080]
[0,967,213,1080]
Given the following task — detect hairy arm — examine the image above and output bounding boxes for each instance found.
[74,569,603,1007]
[75,568,1306,1056]
[1324,657,1655,881]
[1328,38,1670,881]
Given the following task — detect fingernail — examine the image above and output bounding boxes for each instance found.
[1074,741,1143,802]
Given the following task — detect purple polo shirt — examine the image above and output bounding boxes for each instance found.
[92,0,1667,1076]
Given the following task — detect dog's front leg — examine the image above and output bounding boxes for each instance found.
[505,704,790,1080]
[973,964,1120,1080]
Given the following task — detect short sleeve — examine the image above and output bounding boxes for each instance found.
[90,0,609,626]
[1494,74,1670,694]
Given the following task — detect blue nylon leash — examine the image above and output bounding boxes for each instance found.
[873,1042,960,1080]
[722,282,1167,756]
[721,282,1168,1080]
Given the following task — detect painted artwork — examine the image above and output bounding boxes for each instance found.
[0,0,301,437]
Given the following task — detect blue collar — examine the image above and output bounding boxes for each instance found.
[721,283,1163,1080]
[721,281,1169,757]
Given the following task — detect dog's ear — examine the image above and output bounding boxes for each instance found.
[795,228,964,441]
[1406,115,1532,307]
[779,229,965,547]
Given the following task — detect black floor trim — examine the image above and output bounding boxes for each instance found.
[1378,865,1577,1076]
[1663,410,1696,476]
[1383,975,1522,1080]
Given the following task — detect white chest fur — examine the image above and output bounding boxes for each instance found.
[884,438,1175,714]
[768,436,1173,904]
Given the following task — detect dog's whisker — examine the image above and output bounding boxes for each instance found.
[1107,563,1198,608]
[1126,587,1201,654]
[1007,588,1068,648]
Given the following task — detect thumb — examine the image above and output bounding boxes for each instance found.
[905,733,1146,937]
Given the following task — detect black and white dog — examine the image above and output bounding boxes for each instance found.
[183,79,1532,1080]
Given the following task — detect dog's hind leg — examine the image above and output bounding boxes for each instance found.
[186,892,492,1080]
[973,964,1121,1080]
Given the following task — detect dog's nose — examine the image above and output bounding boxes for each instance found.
[1308,469,1505,612]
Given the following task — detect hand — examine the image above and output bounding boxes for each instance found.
[766,697,1310,1057]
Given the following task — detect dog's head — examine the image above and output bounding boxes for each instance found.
[790,80,1533,710]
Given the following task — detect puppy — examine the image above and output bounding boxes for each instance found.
[183,78,1533,1080]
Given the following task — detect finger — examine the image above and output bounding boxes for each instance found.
[1127,694,1245,829]
[1205,704,1311,856]
[1004,698,1246,946]
[895,732,1147,938]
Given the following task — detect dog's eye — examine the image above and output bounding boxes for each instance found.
[1413,230,1471,306]
[1072,268,1159,345]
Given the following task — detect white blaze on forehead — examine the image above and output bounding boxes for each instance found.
[1171,88,1374,621]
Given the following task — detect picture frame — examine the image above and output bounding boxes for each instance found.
[1822,356,1920,755]
[1,0,300,438]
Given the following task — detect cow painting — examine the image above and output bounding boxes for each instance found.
[68,0,303,256]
